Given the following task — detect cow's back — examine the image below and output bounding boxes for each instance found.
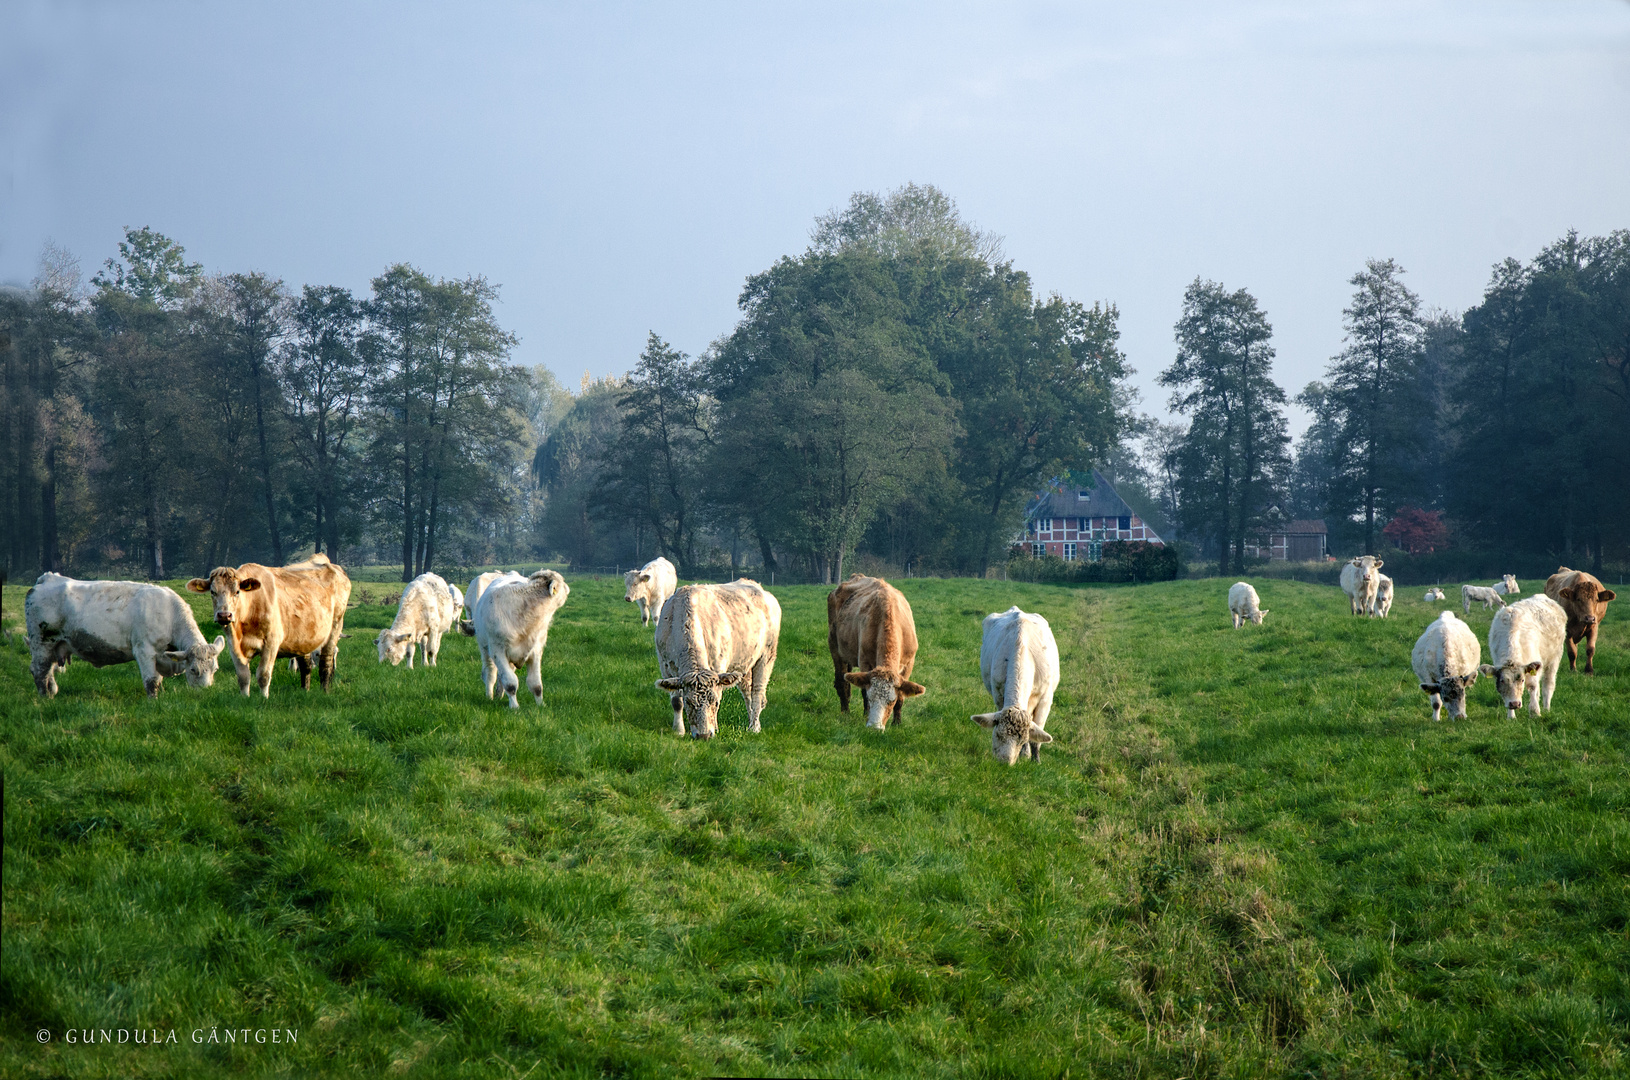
[266,559,350,654]
[830,574,916,677]
[661,580,778,675]
[1491,595,1567,664]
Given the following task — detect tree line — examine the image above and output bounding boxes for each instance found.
[2,229,559,583]
[1131,231,1630,575]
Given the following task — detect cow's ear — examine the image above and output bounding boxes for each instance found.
[656,678,683,691]
[844,671,871,687]
[1600,590,1616,602]
[717,671,743,687]
[210,636,226,656]
[239,578,262,592]
[1558,585,1577,600]
[186,578,210,593]
[637,573,650,584]
[1373,559,1383,569]
[1028,726,1053,743]
[972,712,999,728]
[1420,683,1439,694]
[899,680,926,697]
[1524,661,1542,674]
[1479,664,1496,676]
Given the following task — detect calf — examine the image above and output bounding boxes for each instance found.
[828,574,925,731]
[460,570,527,636]
[1545,567,1616,674]
[377,572,460,668]
[972,607,1058,764]
[27,574,225,698]
[624,556,678,627]
[654,579,781,739]
[473,569,570,707]
[1423,587,1446,602]
[1339,556,1384,616]
[187,553,351,697]
[1410,610,1480,722]
[1492,574,1521,597]
[1481,594,1567,719]
[1372,575,1395,618]
[1227,582,1268,628]
[1462,584,1506,614]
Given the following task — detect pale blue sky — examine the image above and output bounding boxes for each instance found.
[5,2,1628,432]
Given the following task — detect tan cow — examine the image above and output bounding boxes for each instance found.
[1545,567,1616,674]
[827,574,925,731]
[187,553,351,697]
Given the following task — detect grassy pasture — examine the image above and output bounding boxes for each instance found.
[1,574,1626,1077]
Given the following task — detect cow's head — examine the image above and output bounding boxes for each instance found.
[1247,607,1269,625]
[187,567,261,626]
[377,629,414,666]
[1479,660,1541,718]
[156,635,227,688]
[1420,670,1477,720]
[971,705,1053,764]
[1501,574,1520,594]
[843,669,926,730]
[623,569,652,603]
[1349,556,1381,582]
[656,669,743,739]
[1558,581,1616,625]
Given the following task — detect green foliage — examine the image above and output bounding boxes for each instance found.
[1007,541,1181,584]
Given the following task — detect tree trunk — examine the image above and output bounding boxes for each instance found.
[251,374,283,564]
[41,442,58,572]
[401,452,414,583]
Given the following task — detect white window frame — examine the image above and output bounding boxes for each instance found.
[1063,542,1076,561]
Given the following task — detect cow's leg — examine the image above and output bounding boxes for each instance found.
[747,654,775,733]
[834,662,851,711]
[893,694,904,726]
[30,641,62,698]
[1525,671,1542,716]
[480,645,498,699]
[230,643,254,697]
[319,640,338,692]
[257,633,281,698]
[1564,632,1579,671]
[295,653,314,691]
[1542,660,1559,712]
[1584,624,1598,675]
[525,651,544,705]
[137,648,163,698]
[425,629,441,667]
[498,660,521,709]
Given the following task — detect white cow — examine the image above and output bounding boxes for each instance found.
[377,572,460,667]
[1411,610,1481,722]
[1492,574,1521,597]
[1372,574,1395,618]
[26,574,225,698]
[654,579,781,740]
[1482,595,1567,719]
[1462,584,1506,614]
[460,570,527,635]
[1227,582,1268,628]
[1424,587,1446,602]
[623,556,678,627]
[971,606,1058,764]
[1339,556,1384,616]
[473,570,571,707]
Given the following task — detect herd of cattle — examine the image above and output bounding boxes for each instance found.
[20,551,1616,762]
[1230,555,1616,723]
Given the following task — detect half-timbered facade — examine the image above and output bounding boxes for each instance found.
[1020,471,1165,561]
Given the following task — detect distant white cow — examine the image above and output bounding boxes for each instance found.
[1372,574,1395,618]
[472,570,570,707]
[1411,610,1481,722]
[1492,574,1521,597]
[1482,595,1567,719]
[971,606,1058,764]
[1339,556,1384,616]
[1424,587,1446,602]
[655,579,781,739]
[1227,582,1268,628]
[26,574,225,698]
[460,570,528,635]
[623,556,678,627]
[1462,584,1506,614]
[377,572,460,668]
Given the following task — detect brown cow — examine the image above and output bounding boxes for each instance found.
[1544,566,1616,674]
[187,553,351,697]
[827,573,925,731]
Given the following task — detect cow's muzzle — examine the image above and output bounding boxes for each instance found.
[214,612,233,625]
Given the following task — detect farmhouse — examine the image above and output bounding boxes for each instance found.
[1021,471,1164,561]
[1243,518,1328,562]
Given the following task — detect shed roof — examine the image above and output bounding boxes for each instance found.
[1283,519,1327,535]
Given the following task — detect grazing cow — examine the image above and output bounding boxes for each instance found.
[26,574,225,698]
[972,607,1058,764]
[1372,575,1395,618]
[1492,574,1521,597]
[654,579,781,739]
[1227,582,1268,628]
[1424,587,1446,602]
[1545,567,1617,674]
[377,572,460,668]
[187,553,351,697]
[1339,556,1384,616]
[1462,584,1506,614]
[1481,594,1567,719]
[473,570,570,707]
[828,574,925,731]
[1411,610,1480,722]
[460,570,527,635]
[623,556,678,627]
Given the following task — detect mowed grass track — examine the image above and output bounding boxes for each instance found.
[0,575,1625,1077]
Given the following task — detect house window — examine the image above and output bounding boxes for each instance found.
[1040,517,1052,532]
[1119,516,1130,531]
[1088,541,1102,561]
[1064,543,1076,561]
[1032,543,1045,558]
[1078,490,1090,500]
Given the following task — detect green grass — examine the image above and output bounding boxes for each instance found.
[1,575,1626,1077]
